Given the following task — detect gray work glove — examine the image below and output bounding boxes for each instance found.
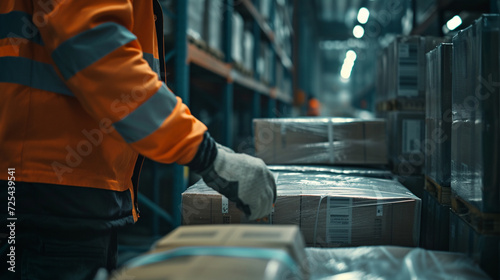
[200,145,277,220]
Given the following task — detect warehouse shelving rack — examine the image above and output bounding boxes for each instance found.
[134,0,295,241]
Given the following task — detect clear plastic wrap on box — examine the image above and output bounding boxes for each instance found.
[268,165,393,180]
[243,29,254,72]
[187,0,206,41]
[254,118,387,166]
[305,246,490,280]
[388,36,444,100]
[450,210,499,279]
[425,43,452,186]
[376,36,446,113]
[182,171,421,248]
[257,42,271,84]
[231,12,244,64]
[204,0,223,53]
[451,15,500,212]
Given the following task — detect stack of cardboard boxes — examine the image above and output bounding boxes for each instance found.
[376,36,445,195]
[182,170,421,248]
[420,43,453,251]
[448,15,500,279]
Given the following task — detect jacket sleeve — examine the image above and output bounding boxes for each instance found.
[33,0,208,165]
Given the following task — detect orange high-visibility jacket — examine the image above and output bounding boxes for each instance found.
[0,1,207,223]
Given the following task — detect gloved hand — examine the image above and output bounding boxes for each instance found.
[199,145,277,220]
[188,132,276,220]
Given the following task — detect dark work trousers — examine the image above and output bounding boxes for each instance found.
[0,228,117,280]
[0,180,135,280]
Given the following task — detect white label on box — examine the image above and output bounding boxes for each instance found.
[221,196,228,214]
[398,43,419,97]
[326,197,352,244]
[402,119,421,154]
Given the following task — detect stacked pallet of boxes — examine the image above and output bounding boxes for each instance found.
[448,15,500,279]
[232,11,245,71]
[182,168,421,248]
[420,43,453,251]
[376,36,445,197]
[181,118,424,249]
[162,0,225,59]
[204,0,225,59]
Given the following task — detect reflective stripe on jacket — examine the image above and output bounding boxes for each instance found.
[0,0,207,223]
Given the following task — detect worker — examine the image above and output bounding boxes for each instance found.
[0,1,276,279]
[307,97,321,116]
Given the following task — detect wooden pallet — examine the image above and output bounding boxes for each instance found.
[187,35,208,50]
[451,195,500,234]
[376,98,425,112]
[392,98,425,111]
[232,61,253,77]
[424,176,451,206]
[206,46,225,61]
[188,36,231,67]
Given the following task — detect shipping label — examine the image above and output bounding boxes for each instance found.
[398,43,419,97]
[402,119,422,154]
[326,197,352,244]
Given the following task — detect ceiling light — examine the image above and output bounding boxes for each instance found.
[446,15,462,31]
[346,50,357,61]
[357,7,370,24]
[340,65,352,80]
[353,25,364,39]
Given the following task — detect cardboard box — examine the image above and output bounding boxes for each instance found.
[300,179,419,247]
[182,181,299,226]
[182,171,421,248]
[154,225,306,268]
[112,252,298,280]
[254,118,387,165]
[112,225,306,280]
[425,43,452,186]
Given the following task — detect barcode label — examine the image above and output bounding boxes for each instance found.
[402,119,421,154]
[398,43,419,97]
[326,197,352,244]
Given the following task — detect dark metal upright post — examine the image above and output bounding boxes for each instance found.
[171,0,190,228]
[252,0,261,121]
[268,0,277,118]
[223,0,234,147]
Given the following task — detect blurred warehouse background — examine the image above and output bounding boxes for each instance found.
[114,1,500,279]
